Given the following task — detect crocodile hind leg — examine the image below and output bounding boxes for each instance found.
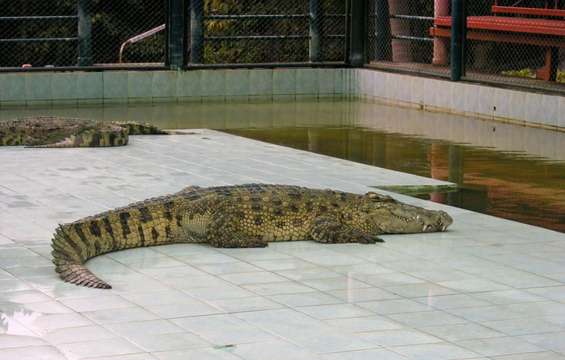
[113,122,169,135]
[206,214,268,248]
[208,232,268,248]
[310,216,384,244]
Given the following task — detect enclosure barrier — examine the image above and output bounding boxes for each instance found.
[0,0,563,93]
[368,0,564,91]
[0,0,165,68]
[0,0,350,69]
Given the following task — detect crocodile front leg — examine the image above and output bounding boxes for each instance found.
[309,216,384,244]
[206,213,268,248]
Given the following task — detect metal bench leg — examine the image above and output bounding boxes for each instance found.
[536,47,558,81]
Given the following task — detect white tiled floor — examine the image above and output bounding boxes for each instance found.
[0,131,564,360]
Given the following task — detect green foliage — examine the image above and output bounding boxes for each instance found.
[0,0,165,67]
[201,0,344,64]
[501,68,565,83]
[501,68,537,79]
[0,0,344,66]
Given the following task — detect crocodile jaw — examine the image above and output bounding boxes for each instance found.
[370,206,453,234]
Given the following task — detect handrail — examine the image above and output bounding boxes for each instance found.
[0,15,77,20]
[0,37,78,43]
[119,24,165,63]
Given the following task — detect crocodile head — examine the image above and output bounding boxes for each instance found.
[344,192,453,234]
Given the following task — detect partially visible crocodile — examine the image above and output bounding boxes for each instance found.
[51,184,453,289]
[0,116,167,147]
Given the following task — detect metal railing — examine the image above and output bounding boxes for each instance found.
[0,13,80,67]
[186,0,348,65]
[119,24,166,63]
[0,0,563,94]
[0,0,351,70]
[0,0,164,69]
[367,0,565,91]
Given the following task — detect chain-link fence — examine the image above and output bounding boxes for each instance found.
[367,0,450,77]
[0,0,166,69]
[2,0,563,92]
[0,0,345,70]
[0,1,78,68]
[462,0,564,86]
[195,0,347,64]
[367,0,564,89]
[90,0,165,65]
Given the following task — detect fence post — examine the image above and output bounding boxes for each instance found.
[167,0,186,69]
[450,0,466,81]
[348,0,368,66]
[309,0,322,62]
[432,0,449,65]
[190,0,204,64]
[77,0,92,66]
[374,0,391,61]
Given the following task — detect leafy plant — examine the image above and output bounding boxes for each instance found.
[502,68,565,83]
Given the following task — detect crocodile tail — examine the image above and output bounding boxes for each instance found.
[0,123,24,146]
[55,263,112,289]
[50,196,190,289]
[51,224,112,289]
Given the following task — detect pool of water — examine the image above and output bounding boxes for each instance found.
[2,99,564,232]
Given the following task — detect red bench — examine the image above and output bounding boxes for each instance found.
[430,2,565,81]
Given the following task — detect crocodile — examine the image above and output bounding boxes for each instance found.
[0,116,167,147]
[51,184,453,289]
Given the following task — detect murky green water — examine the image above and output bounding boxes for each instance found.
[2,99,564,232]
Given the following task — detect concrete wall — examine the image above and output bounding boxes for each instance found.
[353,69,565,131]
[0,68,348,107]
[0,67,563,131]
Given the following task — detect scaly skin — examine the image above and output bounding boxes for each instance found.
[0,116,167,147]
[51,184,453,289]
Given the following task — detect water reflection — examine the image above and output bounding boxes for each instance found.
[0,303,39,335]
[2,99,563,232]
[227,127,565,233]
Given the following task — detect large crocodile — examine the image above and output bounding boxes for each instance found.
[0,116,167,147]
[51,184,453,289]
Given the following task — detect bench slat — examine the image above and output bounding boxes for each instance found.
[491,5,565,18]
[434,16,565,36]
[430,26,565,48]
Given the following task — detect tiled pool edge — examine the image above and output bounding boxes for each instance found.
[0,67,563,131]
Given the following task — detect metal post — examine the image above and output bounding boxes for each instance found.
[374,0,391,61]
[309,0,321,62]
[167,0,186,69]
[549,47,558,81]
[190,0,204,64]
[432,0,449,65]
[450,0,466,81]
[77,0,92,66]
[348,0,368,66]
